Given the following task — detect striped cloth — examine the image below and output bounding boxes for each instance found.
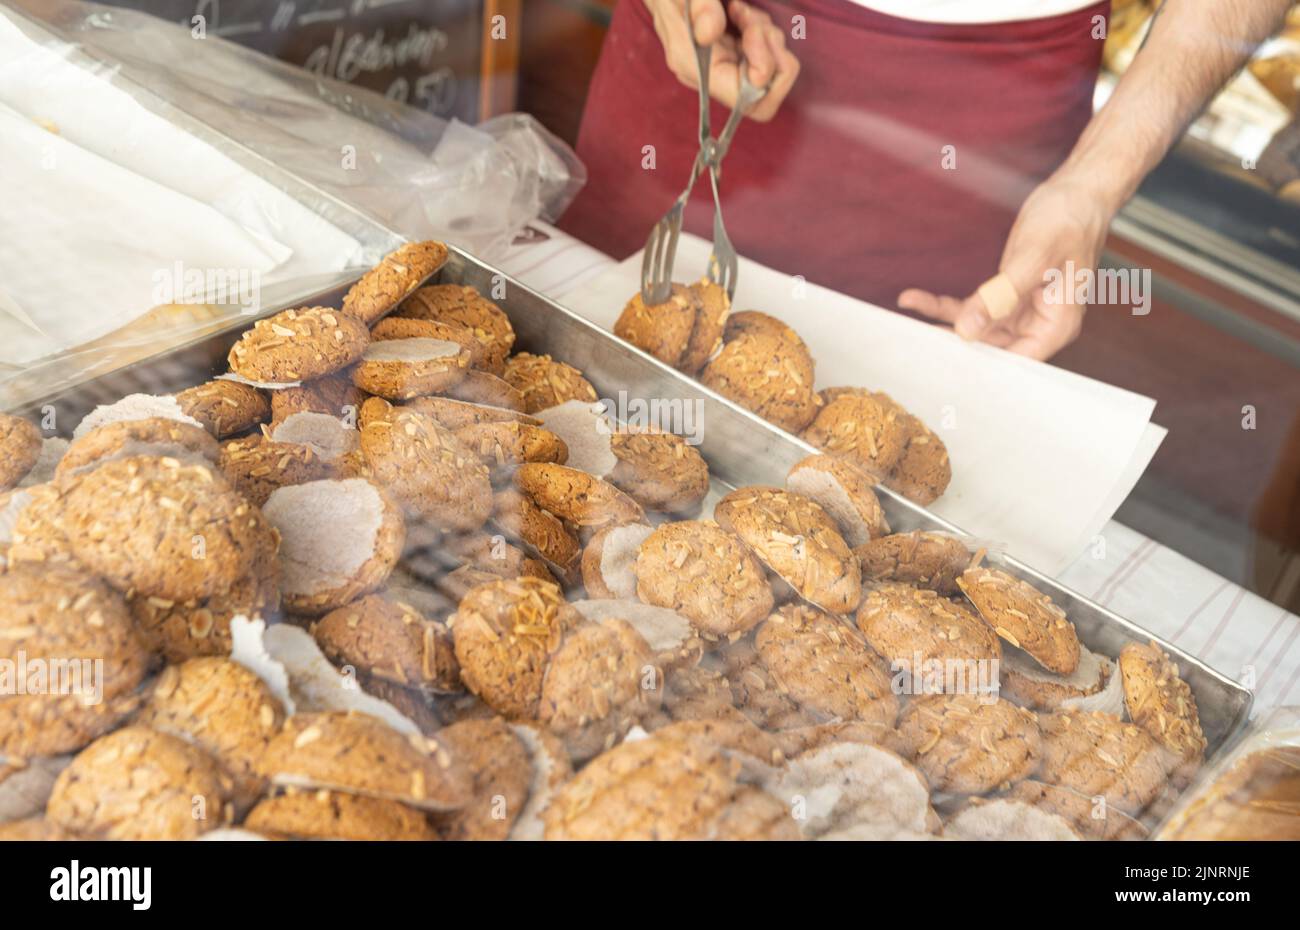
[494,222,1300,712]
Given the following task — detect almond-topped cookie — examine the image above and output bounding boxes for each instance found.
[0,563,149,759]
[856,583,1001,688]
[259,710,470,811]
[373,315,493,371]
[404,395,539,431]
[786,454,890,545]
[958,567,1081,676]
[395,283,515,375]
[854,530,972,596]
[606,429,710,514]
[503,352,598,414]
[1000,643,1114,712]
[1118,640,1207,784]
[897,694,1042,794]
[269,373,364,426]
[0,413,42,490]
[800,392,910,479]
[884,401,951,505]
[174,379,270,438]
[454,421,568,477]
[1037,709,1168,815]
[450,576,585,719]
[491,487,581,582]
[357,397,493,531]
[572,598,703,673]
[228,306,369,383]
[56,417,220,477]
[614,284,699,369]
[342,240,449,325]
[714,486,861,615]
[245,789,438,841]
[444,370,528,410]
[217,433,335,506]
[514,462,644,529]
[313,594,460,694]
[431,717,533,840]
[47,726,235,840]
[635,520,775,640]
[755,604,898,726]
[351,336,471,400]
[699,330,820,434]
[679,279,731,375]
[129,563,281,661]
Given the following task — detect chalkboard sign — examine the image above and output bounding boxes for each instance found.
[100,0,507,122]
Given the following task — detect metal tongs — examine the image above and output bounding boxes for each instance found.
[640,0,770,305]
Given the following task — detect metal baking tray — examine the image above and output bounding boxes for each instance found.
[19,244,1253,778]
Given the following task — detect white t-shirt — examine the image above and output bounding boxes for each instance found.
[847,1,1099,24]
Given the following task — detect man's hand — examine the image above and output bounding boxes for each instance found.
[898,173,1109,360]
[643,0,799,122]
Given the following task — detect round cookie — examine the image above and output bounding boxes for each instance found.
[438,529,558,587]
[136,657,286,809]
[351,337,470,400]
[1000,643,1114,712]
[854,530,972,596]
[572,598,703,673]
[428,716,532,840]
[502,352,598,414]
[491,487,581,582]
[443,370,527,411]
[606,429,710,514]
[269,373,364,426]
[0,413,42,491]
[678,278,730,375]
[580,522,654,600]
[372,315,492,372]
[217,433,335,506]
[714,486,861,615]
[722,311,814,372]
[404,395,538,431]
[245,788,438,841]
[614,284,698,368]
[514,462,644,529]
[896,694,1042,794]
[634,520,774,640]
[1118,640,1207,784]
[312,593,460,693]
[454,421,568,477]
[56,417,220,477]
[262,478,404,616]
[357,397,492,531]
[450,576,585,718]
[342,240,449,325]
[1008,779,1148,840]
[699,330,820,434]
[958,567,1081,676]
[174,379,270,438]
[0,563,149,759]
[755,604,899,726]
[228,306,369,383]
[1037,709,1168,815]
[539,618,659,760]
[786,453,890,545]
[726,647,818,730]
[885,403,952,505]
[856,583,1002,688]
[129,564,281,661]
[258,710,469,810]
[47,726,235,840]
[800,392,909,479]
[396,283,515,374]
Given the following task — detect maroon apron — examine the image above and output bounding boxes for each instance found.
[560,0,1108,309]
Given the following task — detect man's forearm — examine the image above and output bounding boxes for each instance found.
[1057,0,1290,214]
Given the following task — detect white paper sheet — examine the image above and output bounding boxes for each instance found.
[561,233,1165,574]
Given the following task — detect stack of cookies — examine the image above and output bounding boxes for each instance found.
[0,241,1213,841]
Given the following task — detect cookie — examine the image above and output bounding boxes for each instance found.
[450,576,584,718]
[755,604,899,726]
[714,486,861,615]
[722,310,813,367]
[396,282,515,374]
[678,279,730,375]
[800,392,909,479]
[853,531,972,596]
[654,717,786,769]
[958,568,1081,676]
[312,594,460,693]
[1118,640,1207,783]
[514,462,644,529]
[1159,746,1300,841]
[506,722,575,840]
[580,522,654,600]
[897,694,1042,794]
[699,330,820,433]
[136,657,286,809]
[491,487,581,582]
[724,646,818,730]
[634,520,774,639]
[663,663,742,723]
[258,710,470,811]
[267,411,359,463]
[606,430,709,514]
[228,306,369,383]
[786,454,890,546]
[404,395,538,431]
[357,397,493,531]
[262,478,405,616]
[0,563,148,759]
[1000,643,1114,711]
[771,719,910,760]
[174,379,270,438]
[438,529,558,587]
[129,566,281,661]
[351,337,470,400]
[1037,710,1168,814]
[1008,779,1148,840]
[269,373,364,426]
[430,717,532,840]
[217,433,335,506]
[372,315,492,372]
[245,788,438,840]
[55,417,219,478]
[572,598,703,673]
[47,726,234,840]
[614,284,698,368]
[885,403,951,505]
[0,414,42,491]
[454,421,568,477]
[342,240,449,325]
[945,798,1080,841]
[443,370,527,410]
[539,618,659,760]
[502,352,598,414]
[855,583,1001,689]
